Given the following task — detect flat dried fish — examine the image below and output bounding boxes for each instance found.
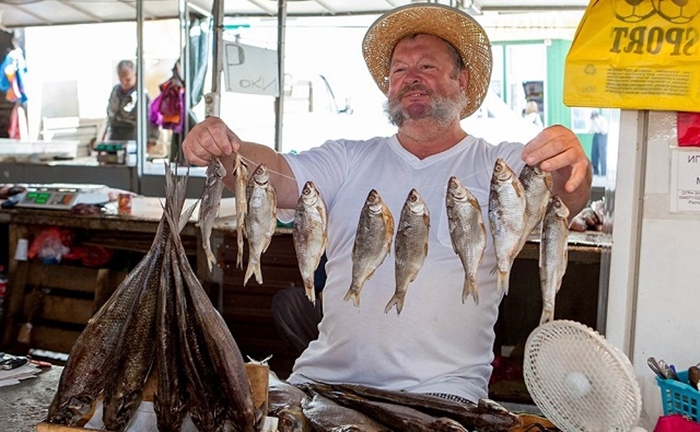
[244,163,278,285]
[293,181,328,304]
[199,157,227,271]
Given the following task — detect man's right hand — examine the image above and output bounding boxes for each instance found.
[182,116,240,166]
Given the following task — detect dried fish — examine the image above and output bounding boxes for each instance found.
[244,163,278,285]
[301,393,389,432]
[293,181,328,304]
[517,164,552,247]
[344,189,394,308]
[385,188,429,315]
[445,176,487,305]
[268,371,313,432]
[199,157,226,271]
[539,195,569,325]
[233,152,249,270]
[488,158,527,295]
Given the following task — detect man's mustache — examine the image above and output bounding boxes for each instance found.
[398,84,433,99]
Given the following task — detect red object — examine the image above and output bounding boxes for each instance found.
[654,414,700,432]
[678,111,700,147]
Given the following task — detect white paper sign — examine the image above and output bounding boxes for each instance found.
[670,148,700,212]
[223,42,279,97]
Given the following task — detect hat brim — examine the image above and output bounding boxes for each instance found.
[363,3,492,119]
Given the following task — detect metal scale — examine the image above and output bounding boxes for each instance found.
[16,184,112,210]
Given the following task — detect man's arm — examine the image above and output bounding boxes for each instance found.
[182,116,299,209]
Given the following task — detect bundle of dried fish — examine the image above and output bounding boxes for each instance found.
[445,176,487,305]
[539,195,569,325]
[385,188,429,315]
[293,181,328,304]
[199,157,227,271]
[233,152,250,269]
[307,382,522,432]
[488,158,527,295]
[244,163,278,285]
[345,189,394,308]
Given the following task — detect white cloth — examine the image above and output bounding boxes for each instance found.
[282,134,525,403]
[589,115,608,135]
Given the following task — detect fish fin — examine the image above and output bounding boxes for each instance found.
[244,260,263,285]
[497,270,510,295]
[343,287,360,308]
[236,235,245,270]
[205,248,216,271]
[179,200,198,232]
[384,292,406,315]
[462,278,479,306]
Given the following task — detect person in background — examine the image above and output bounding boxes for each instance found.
[589,111,608,176]
[523,100,543,128]
[105,60,158,144]
[182,3,592,404]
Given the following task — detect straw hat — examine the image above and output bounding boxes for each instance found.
[362,2,492,119]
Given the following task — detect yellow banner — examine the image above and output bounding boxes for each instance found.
[564,0,700,112]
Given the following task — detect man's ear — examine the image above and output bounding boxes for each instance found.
[459,68,469,92]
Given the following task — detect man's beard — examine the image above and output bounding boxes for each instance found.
[383,84,468,127]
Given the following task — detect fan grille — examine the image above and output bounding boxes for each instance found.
[523,320,642,432]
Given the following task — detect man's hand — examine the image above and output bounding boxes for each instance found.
[521,124,592,194]
[182,116,240,166]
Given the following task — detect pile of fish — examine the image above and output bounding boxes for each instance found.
[47,164,260,432]
[267,371,522,432]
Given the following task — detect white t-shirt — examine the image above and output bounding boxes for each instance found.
[282,134,525,403]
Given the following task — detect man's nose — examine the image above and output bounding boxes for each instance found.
[403,67,422,84]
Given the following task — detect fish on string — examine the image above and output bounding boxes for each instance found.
[199,157,226,271]
[539,195,569,325]
[344,189,394,309]
[233,152,249,270]
[445,176,487,305]
[385,188,429,315]
[292,181,328,304]
[517,163,552,249]
[488,158,527,295]
[244,163,278,285]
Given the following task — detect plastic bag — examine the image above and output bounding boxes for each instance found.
[27,227,74,264]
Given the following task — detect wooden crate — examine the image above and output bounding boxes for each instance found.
[1,261,128,355]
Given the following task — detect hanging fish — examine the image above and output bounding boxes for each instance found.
[293,181,328,304]
[446,176,486,305]
[344,189,394,308]
[539,195,569,325]
[385,188,429,315]
[517,163,552,247]
[488,158,527,295]
[244,163,277,285]
[233,152,249,270]
[199,157,226,271]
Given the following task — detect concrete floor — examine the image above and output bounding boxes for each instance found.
[0,367,60,432]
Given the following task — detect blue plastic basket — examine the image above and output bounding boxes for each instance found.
[657,370,700,422]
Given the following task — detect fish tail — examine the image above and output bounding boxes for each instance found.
[384,291,406,315]
[497,269,510,295]
[244,259,263,285]
[539,307,554,325]
[205,247,216,271]
[462,277,479,305]
[343,286,360,308]
[304,283,316,304]
[236,234,244,270]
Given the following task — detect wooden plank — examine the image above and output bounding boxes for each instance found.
[23,295,94,325]
[1,260,30,349]
[29,326,82,354]
[26,264,101,294]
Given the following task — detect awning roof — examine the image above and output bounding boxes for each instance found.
[0,0,588,28]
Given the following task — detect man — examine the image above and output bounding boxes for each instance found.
[589,111,609,176]
[105,60,158,144]
[183,3,591,404]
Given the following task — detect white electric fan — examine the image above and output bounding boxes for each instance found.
[523,320,644,432]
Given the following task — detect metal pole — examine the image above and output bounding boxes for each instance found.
[136,0,145,190]
[208,0,224,117]
[275,0,287,152]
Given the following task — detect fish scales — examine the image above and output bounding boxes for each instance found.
[244,163,278,285]
[153,244,188,432]
[385,188,429,315]
[517,164,552,249]
[301,393,389,432]
[293,181,328,304]
[312,382,522,431]
[47,218,170,425]
[539,195,570,325]
[233,152,249,270]
[344,189,394,308]
[446,176,487,305]
[488,158,527,295]
[268,371,313,432]
[165,205,259,431]
[102,243,164,432]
